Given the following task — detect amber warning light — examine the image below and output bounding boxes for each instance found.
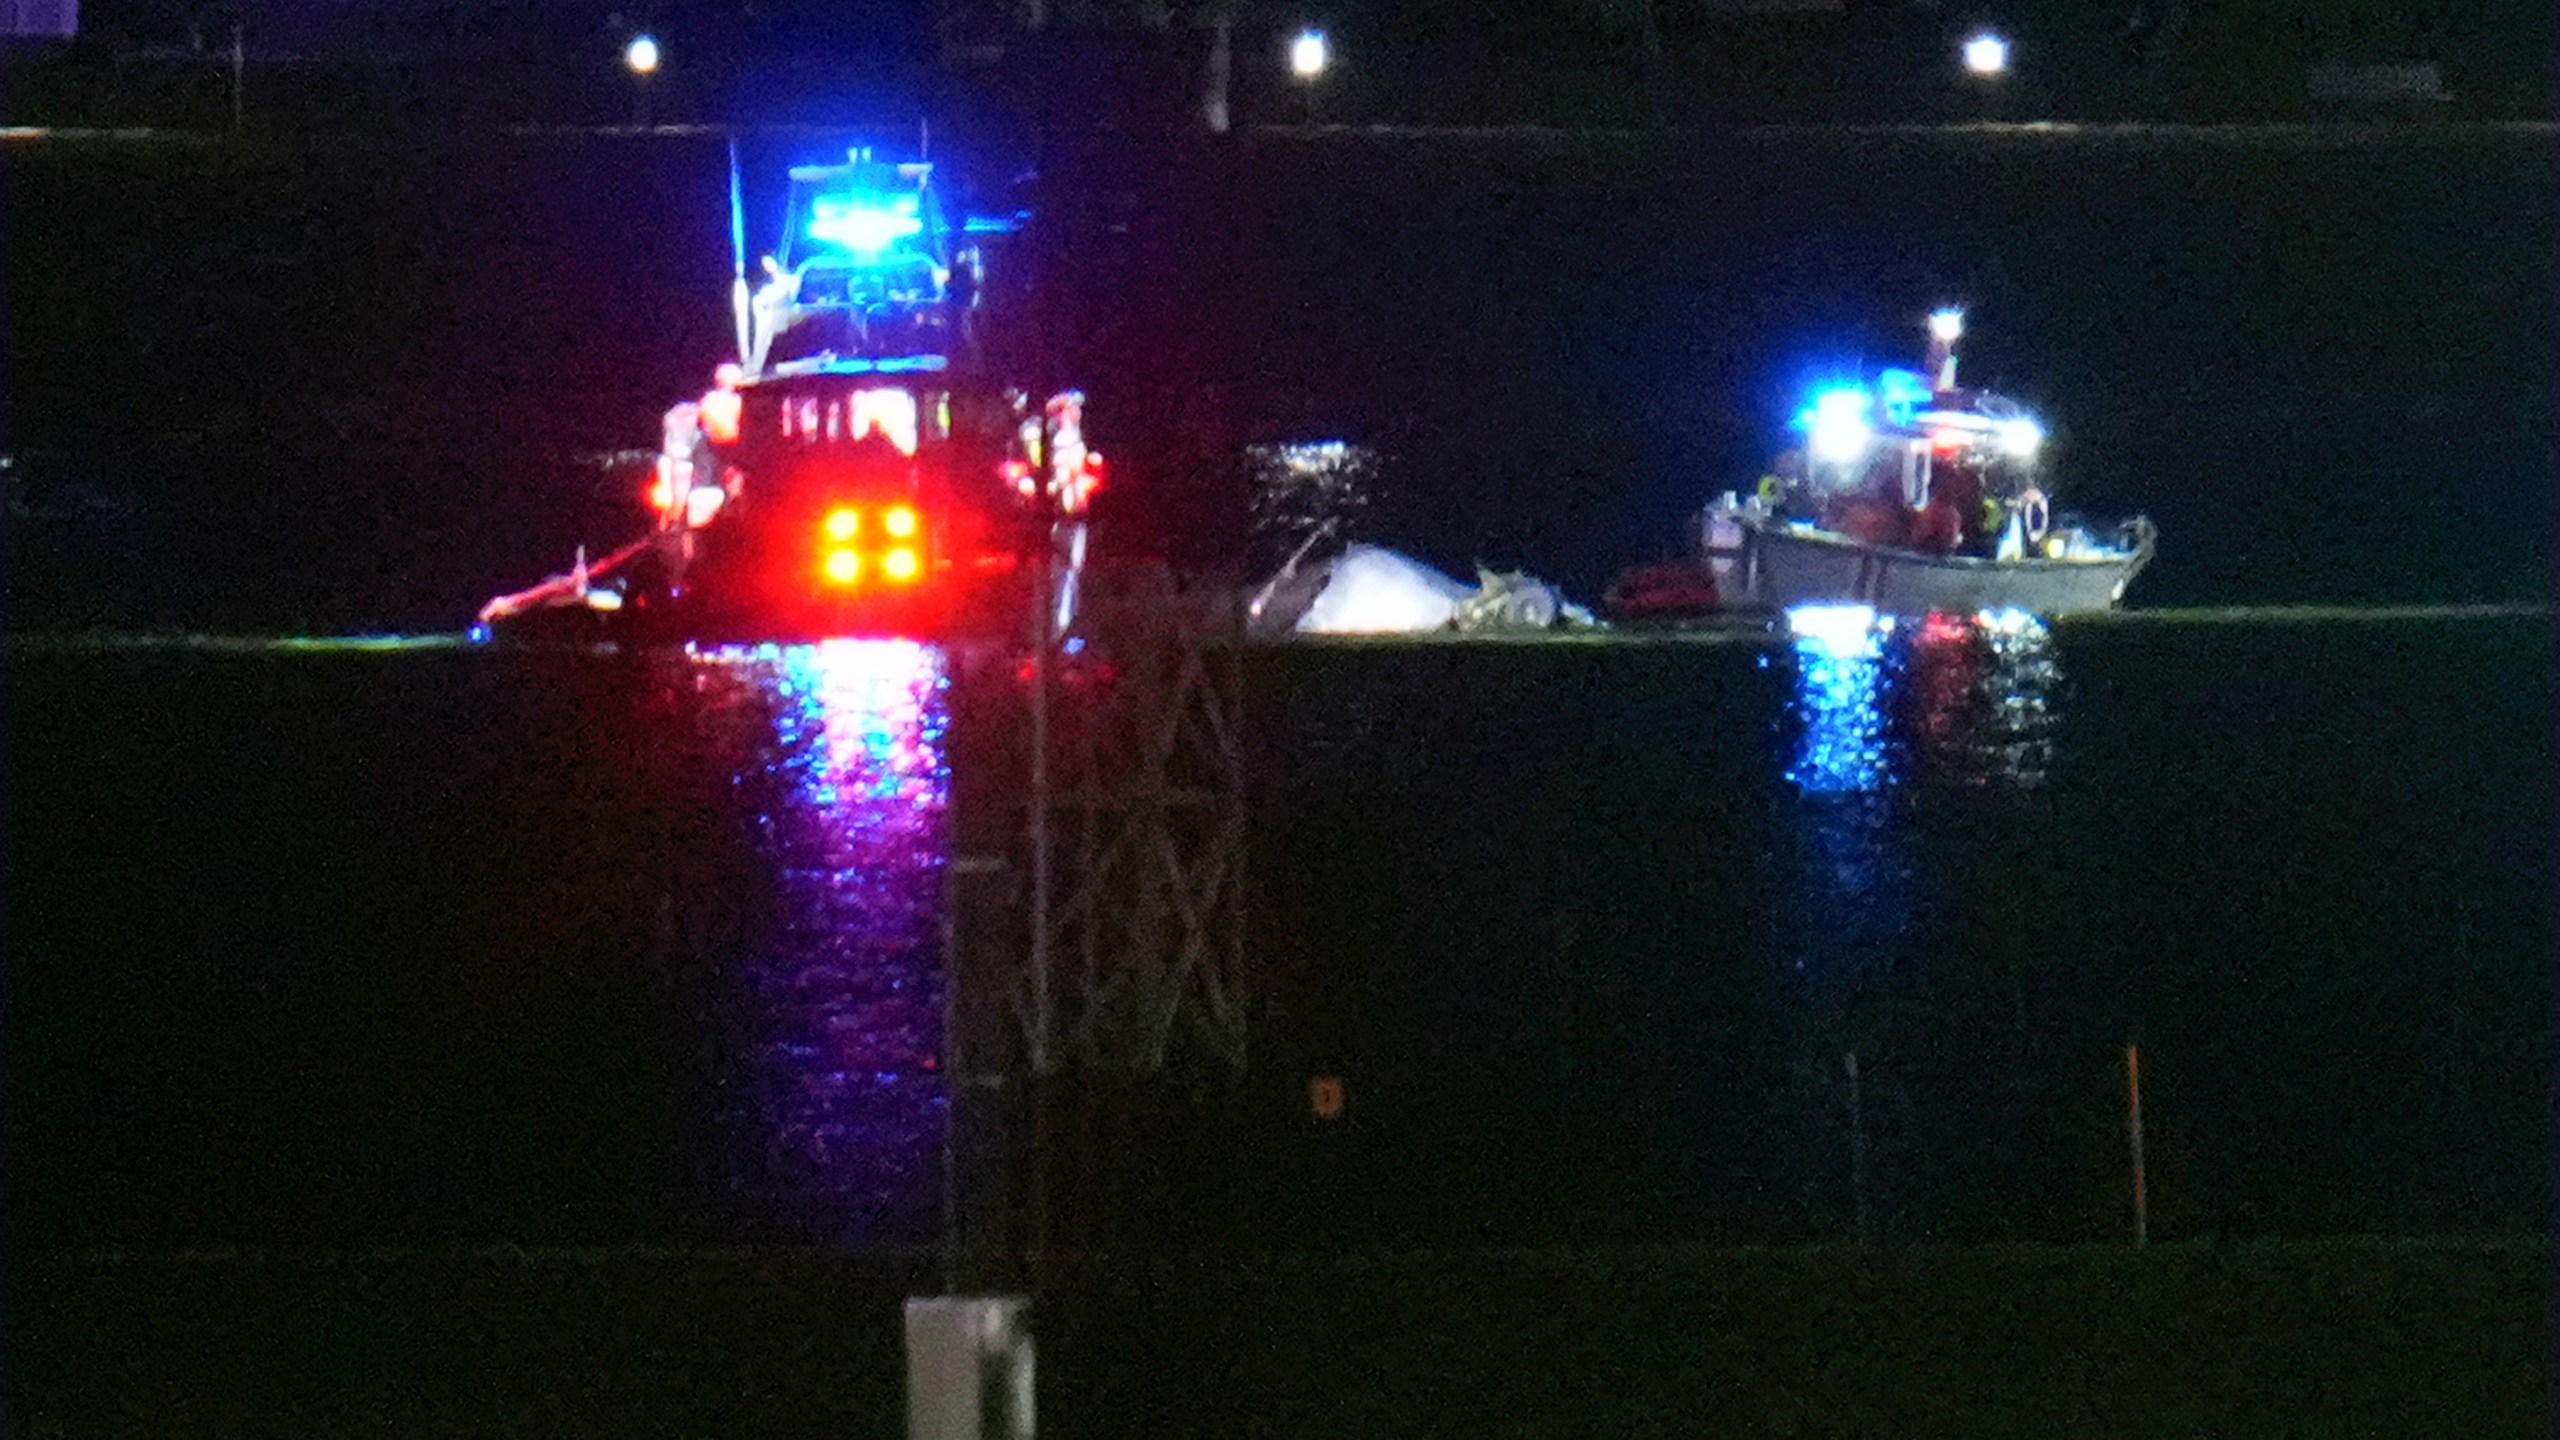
[815,506,926,588]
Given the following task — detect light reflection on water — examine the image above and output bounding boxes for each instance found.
[1784,606,2061,798]
[687,639,949,1238]
[1777,607,2063,983]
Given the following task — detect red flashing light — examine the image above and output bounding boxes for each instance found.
[823,549,861,585]
[882,548,921,583]
[883,506,920,539]
[824,507,861,540]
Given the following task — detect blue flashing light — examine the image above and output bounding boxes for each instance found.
[774,353,950,379]
[1876,368,1932,423]
[1798,386,1874,466]
[1795,386,1869,429]
[808,191,924,255]
[963,213,1027,235]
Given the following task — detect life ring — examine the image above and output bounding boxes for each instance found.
[2019,487,2050,547]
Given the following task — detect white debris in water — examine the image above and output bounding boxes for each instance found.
[1295,545,1473,634]
[1284,544,1598,636]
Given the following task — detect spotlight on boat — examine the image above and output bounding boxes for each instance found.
[1290,30,1329,80]
[1805,387,1874,467]
[1997,416,2044,459]
[1963,33,2009,77]
[625,34,661,75]
[1929,308,1965,343]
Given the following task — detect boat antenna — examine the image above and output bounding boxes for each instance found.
[728,134,752,369]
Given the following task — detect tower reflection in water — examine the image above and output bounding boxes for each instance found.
[688,639,949,1239]
[1777,604,2062,982]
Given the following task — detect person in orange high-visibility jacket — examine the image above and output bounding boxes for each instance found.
[699,364,744,445]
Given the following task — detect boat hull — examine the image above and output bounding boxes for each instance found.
[1736,520,2150,618]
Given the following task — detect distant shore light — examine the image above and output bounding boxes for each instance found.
[626,35,661,75]
[1290,31,1328,80]
[1963,33,2008,76]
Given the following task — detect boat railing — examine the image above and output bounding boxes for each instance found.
[2119,514,2161,583]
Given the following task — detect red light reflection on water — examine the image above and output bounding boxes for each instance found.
[689,639,948,1237]
[1778,609,2061,983]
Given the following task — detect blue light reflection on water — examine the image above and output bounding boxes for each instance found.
[1783,604,1890,795]
[1776,606,2063,985]
[689,639,949,1239]
[1783,605,2061,798]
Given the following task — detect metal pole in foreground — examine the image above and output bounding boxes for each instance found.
[727,136,751,369]
[1844,1050,1871,1249]
[2126,1043,2149,1247]
[1025,422,1057,1281]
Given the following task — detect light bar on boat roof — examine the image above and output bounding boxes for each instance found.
[767,354,950,379]
[1876,368,1932,421]
[807,190,924,254]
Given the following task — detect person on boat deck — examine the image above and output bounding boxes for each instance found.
[1756,449,1808,517]
[1825,449,1916,548]
[699,364,743,446]
[1922,456,1987,557]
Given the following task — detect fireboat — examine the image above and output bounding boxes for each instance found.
[1618,309,2156,623]
[474,146,1102,644]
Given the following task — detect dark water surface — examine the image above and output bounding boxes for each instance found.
[12,610,2547,1251]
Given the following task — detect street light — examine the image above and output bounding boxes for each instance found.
[1289,30,1328,80]
[1962,32,2009,77]
[624,34,659,126]
[1288,29,1327,125]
